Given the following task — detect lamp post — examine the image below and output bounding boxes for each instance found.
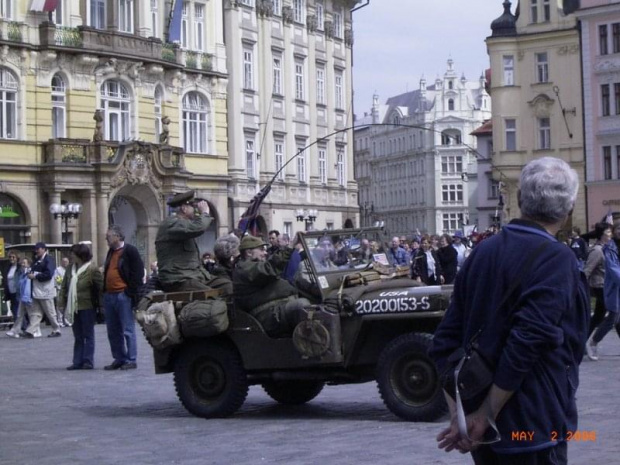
[492,194,504,230]
[296,208,318,231]
[49,202,82,244]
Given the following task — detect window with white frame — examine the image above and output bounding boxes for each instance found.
[603,146,612,180]
[543,0,550,21]
[154,86,163,142]
[284,221,292,236]
[333,9,343,38]
[336,148,345,186]
[150,0,159,37]
[297,145,307,183]
[530,0,538,23]
[180,2,189,47]
[51,74,66,139]
[441,156,463,174]
[488,177,500,199]
[503,55,514,86]
[448,98,454,111]
[293,0,305,23]
[295,60,305,100]
[600,25,609,55]
[442,184,463,203]
[273,0,281,15]
[0,68,17,139]
[119,0,134,33]
[273,56,282,95]
[89,0,106,29]
[615,83,620,115]
[602,84,610,116]
[240,0,254,6]
[535,52,548,83]
[505,118,517,151]
[194,3,205,51]
[614,23,620,54]
[275,140,284,180]
[244,47,254,90]
[538,117,551,149]
[246,136,256,179]
[101,80,131,142]
[316,2,324,31]
[51,0,64,25]
[335,70,343,109]
[182,91,209,153]
[318,147,327,184]
[442,213,462,233]
[316,66,325,104]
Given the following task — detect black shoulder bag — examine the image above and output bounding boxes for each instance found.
[440,241,549,414]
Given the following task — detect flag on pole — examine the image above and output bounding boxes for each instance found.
[30,0,58,12]
[168,0,185,43]
[238,185,272,236]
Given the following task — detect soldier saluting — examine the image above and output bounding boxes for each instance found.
[156,190,212,292]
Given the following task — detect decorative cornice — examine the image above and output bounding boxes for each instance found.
[528,93,555,118]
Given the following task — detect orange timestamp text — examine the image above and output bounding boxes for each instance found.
[510,431,597,442]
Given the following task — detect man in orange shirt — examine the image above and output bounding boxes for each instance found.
[102,225,144,370]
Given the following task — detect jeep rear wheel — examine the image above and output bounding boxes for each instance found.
[376,332,447,422]
[262,380,325,405]
[174,341,248,418]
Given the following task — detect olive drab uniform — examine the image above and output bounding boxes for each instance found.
[155,213,212,291]
[233,248,309,338]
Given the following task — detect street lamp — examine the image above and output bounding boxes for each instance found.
[296,208,318,231]
[49,202,82,244]
[492,194,504,229]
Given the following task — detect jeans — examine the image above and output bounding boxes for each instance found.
[592,309,620,345]
[72,308,96,367]
[472,441,567,465]
[104,292,137,364]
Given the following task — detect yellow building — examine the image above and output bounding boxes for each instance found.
[486,0,586,228]
[0,0,229,264]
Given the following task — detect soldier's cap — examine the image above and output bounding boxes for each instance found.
[239,235,268,251]
[167,190,195,208]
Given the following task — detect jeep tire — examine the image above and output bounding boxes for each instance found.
[262,380,325,405]
[174,340,248,418]
[376,332,447,422]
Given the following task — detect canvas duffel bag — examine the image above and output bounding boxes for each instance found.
[178,298,229,338]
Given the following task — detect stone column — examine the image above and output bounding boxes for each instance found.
[96,191,109,264]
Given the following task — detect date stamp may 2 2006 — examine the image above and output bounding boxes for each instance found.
[510,431,597,442]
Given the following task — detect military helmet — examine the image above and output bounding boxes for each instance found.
[239,235,268,251]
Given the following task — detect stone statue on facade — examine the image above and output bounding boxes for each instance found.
[93,109,104,142]
[159,115,171,145]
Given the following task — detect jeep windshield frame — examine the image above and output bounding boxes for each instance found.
[297,227,390,299]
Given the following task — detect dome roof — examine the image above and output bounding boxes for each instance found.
[491,0,517,37]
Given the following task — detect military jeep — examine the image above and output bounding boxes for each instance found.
[150,227,452,422]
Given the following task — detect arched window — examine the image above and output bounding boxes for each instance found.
[448,98,455,111]
[0,193,27,245]
[100,80,131,141]
[0,68,18,139]
[182,91,209,154]
[154,85,163,142]
[51,74,66,139]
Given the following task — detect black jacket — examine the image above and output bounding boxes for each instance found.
[411,249,443,285]
[103,243,144,304]
[436,245,458,284]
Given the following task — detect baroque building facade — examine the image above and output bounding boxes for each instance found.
[576,0,620,225]
[224,0,359,237]
[486,0,586,228]
[0,0,229,264]
[354,60,491,237]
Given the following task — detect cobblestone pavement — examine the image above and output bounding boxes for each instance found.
[1,324,619,465]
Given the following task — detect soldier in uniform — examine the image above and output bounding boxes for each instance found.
[156,190,212,292]
[232,235,310,338]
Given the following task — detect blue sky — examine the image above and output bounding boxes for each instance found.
[351,0,504,117]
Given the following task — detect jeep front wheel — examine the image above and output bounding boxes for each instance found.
[262,380,324,405]
[376,332,447,422]
[174,341,248,418]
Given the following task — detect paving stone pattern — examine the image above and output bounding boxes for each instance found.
[1,325,619,465]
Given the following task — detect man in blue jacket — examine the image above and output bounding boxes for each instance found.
[430,157,590,464]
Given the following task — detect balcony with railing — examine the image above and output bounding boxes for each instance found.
[183,50,214,71]
[0,20,25,42]
[39,22,183,66]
